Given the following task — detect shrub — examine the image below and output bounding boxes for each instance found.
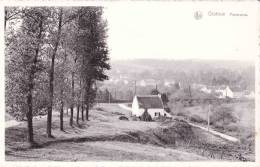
[164,107,171,113]
[95,107,104,111]
[225,123,238,132]
[210,106,237,125]
[213,121,224,130]
[176,112,187,117]
[119,116,129,121]
[173,116,186,122]
[154,116,172,122]
[190,114,206,124]
[140,110,152,122]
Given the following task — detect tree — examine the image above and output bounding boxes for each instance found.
[161,93,169,106]
[140,109,152,122]
[61,9,82,126]
[76,7,110,120]
[6,7,48,145]
[5,6,111,145]
[4,7,21,31]
[211,106,238,128]
[151,88,159,95]
[53,50,70,131]
[46,7,63,137]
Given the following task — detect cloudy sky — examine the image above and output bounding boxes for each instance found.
[103,2,259,61]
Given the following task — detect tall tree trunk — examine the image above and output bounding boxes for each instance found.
[26,16,43,145]
[76,104,79,124]
[81,104,84,121]
[85,81,91,121]
[86,101,89,121]
[70,72,74,126]
[60,89,64,131]
[47,8,63,138]
[60,101,64,131]
[4,9,7,31]
[70,106,73,126]
[26,74,34,145]
[80,79,84,121]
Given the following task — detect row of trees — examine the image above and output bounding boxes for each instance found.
[5,7,110,146]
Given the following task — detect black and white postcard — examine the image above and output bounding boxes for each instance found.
[2,0,260,166]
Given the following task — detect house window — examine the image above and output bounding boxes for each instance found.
[155,112,161,117]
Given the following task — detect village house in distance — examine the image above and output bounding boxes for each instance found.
[192,84,255,99]
[132,94,172,120]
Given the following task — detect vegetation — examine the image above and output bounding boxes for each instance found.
[5,7,255,162]
[6,104,253,161]
[140,110,153,122]
[169,101,254,153]
[100,59,254,100]
[5,7,110,145]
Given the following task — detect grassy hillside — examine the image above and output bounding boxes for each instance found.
[170,101,255,156]
[5,103,253,161]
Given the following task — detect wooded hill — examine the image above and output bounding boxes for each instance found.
[107,59,254,91]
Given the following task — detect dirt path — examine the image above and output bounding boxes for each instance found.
[5,120,21,128]
[188,122,239,143]
[5,112,60,128]
[118,103,132,111]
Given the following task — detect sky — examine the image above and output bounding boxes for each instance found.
[103,2,259,61]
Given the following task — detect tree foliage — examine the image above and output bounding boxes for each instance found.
[5,7,110,144]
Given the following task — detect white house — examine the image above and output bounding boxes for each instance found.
[200,86,212,94]
[244,91,255,99]
[215,86,234,98]
[164,80,175,87]
[131,95,172,119]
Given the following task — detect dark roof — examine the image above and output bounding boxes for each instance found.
[136,95,163,109]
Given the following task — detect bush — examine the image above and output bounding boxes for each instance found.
[154,116,172,122]
[95,107,104,111]
[119,116,129,121]
[164,107,171,113]
[176,112,187,117]
[190,114,206,124]
[140,110,153,122]
[213,121,224,130]
[173,116,186,122]
[210,106,237,125]
[225,123,238,132]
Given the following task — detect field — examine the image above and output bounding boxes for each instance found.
[170,100,255,153]
[5,103,254,161]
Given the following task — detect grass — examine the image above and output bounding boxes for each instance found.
[170,101,255,158]
[5,103,253,161]
[6,141,207,161]
[171,101,254,134]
